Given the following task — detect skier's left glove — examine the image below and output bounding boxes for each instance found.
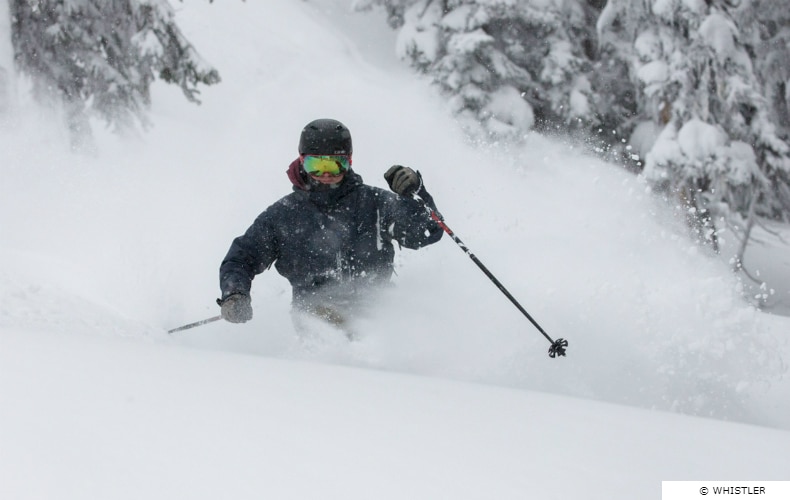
[217,293,253,323]
[384,165,423,197]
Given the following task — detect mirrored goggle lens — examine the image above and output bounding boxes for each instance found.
[303,155,350,176]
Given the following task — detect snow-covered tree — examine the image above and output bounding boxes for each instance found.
[0,0,14,114]
[598,0,790,255]
[734,0,790,142]
[354,0,790,280]
[6,0,219,147]
[355,0,602,141]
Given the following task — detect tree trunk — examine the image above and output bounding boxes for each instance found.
[732,191,759,276]
[680,183,720,252]
[0,0,14,114]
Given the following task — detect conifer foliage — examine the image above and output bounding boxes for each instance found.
[8,0,219,145]
[357,0,790,260]
[0,0,14,113]
[599,0,790,255]
[355,0,602,139]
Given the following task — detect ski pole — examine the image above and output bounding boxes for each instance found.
[419,199,568,358]
[167,315,222,334]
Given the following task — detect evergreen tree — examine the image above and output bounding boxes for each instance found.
[355,0,790,281]
[734,0,790,142]
[594,0,654,167]
[355,0,602,140]
[0,0,13,113]
[7,0,219,147]
[599,0,790,254]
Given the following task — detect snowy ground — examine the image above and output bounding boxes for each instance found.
[1,0,789,498]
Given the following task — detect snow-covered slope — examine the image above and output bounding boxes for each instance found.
[1,1,789,497]
[2,326,789,500]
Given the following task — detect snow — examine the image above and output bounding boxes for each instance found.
[629,120,662,161]
[440,4,476,31]
[447,29,494,55]
[653,0,706,19]
[568,86,590,118]
[2,0,790,498]
[636,60,669,95]
[0,0,12,90]
[4,326,788,499]
[677,118,726,160]
[698,12,738,63]
[482,85,534,131]
[635,31,662,61]
[722,140,758,185]
[395,4,441,65]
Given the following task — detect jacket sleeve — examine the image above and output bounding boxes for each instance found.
[383,185,444,249]
[219,209,280,299]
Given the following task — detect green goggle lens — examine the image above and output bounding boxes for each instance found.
[303,155,350,176]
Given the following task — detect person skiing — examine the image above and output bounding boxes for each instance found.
[217,118,443,334]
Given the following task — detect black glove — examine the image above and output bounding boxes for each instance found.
[218,293,253,323]
[384,165,422,197]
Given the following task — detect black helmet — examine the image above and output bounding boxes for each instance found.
[298,119,352,155]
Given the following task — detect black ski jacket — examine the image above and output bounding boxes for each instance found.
[219,163,442,310]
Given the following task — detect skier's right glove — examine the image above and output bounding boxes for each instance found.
[218,293,253,323]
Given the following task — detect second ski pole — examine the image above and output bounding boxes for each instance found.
[167,315,222,334]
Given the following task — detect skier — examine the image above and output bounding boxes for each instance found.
[218,118,443,334]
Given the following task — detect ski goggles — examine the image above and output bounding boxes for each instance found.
[302,155,350,176]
